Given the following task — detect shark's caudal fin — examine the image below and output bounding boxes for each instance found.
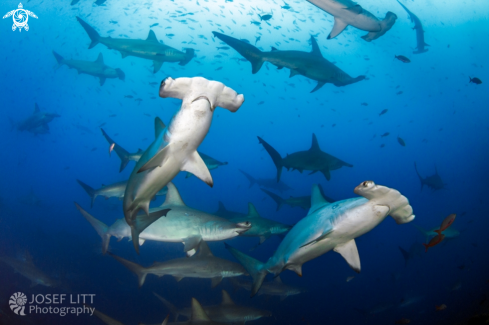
[261,188,285,211]
[76,180,97,208]
[52,51,65,69]
[212,31,265,74]
[130,208,171,254]
[101,129,131,172]
[76,17,100,49]
[414,162,425,191]
[257,136,283,182]
[239,169,257,188]
[153,292,181,322]
[225,243,268,297]
[74,203,111,254]
[179,48,195,66]
[108,252,148,287]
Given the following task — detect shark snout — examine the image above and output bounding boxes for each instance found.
[236,221,252,233]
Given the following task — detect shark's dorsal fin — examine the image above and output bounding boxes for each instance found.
[191,298,211,322]
[34,103,40,113]
[310,36,322,57]
[154,117,166,139]
[216,201,228,215]
[271,46,279,51]
[308,184,332,214]
[95,53,104,64]
[196,241,213,257]
[247,203,261,218]
[221,290,235,305]
[309,133,321,152]
[162,182,185,206]
[273,276,283,284]
[147,30,158,42]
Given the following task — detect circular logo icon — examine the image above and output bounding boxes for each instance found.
[9,292,27,316]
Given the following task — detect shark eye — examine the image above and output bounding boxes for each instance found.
[363,181,368,187]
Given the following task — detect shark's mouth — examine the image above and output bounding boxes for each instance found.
[236,221,252,234]
[191,95,213,110]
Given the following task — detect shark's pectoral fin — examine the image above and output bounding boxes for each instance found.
[300,228,333,248]
[174,276,184,282]
[289,69,301,78]
[183,236,202,254]
[137,144,171,173]
[120,51,129,59]
[181,151,214,187]
[276,65,284,70]
[211,276,223,288]
[138,238,146,246]
[334,239,361,273]
[345,4,363,14]
[153,60,163,73]
[328,18,348,39]
[311,81,326,93]
[320,169,331,180]
[286,264,303,277]
[99,77,106,86]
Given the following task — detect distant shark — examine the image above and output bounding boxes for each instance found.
[261,188,312,211]
[305,0,396,40]
[396,1,429,54]
[153,290,271,323]
[258,134,353,181]
[413,224,459,242]
[109,241,246,287]
[239,169,292,192]
[0,252,56,287]
[226,181,414,296]
[414,162,446,192]
[10,103,60,135]
[214,201,248,219]
[76,179,167,208]
[123,77,244,254]
[229,276,306,301]
[212,32,365,92]
[52,51,125,86]
[76,17,194,73]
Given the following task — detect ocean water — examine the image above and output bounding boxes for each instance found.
[1,0,489,324]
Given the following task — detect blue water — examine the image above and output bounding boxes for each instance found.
[1,0,489,324]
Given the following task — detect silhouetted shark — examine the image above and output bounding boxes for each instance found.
[239,169,292,192]
[10,103,60,135]
[396,1,429,54]
[414,162,446,192]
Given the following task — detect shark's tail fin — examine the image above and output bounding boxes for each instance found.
[115,68,125,81]
[225,243,268,297]
[414,162,424,191]
[239,169,256,188]
[74,203,111,254]
[76,16,100,49]
[212,31,265,74]
[76,180,97,208]
[257,136,283,182]
[108,252,148,287]
[101,128,131,172]
[52,51,65,69]
[179,48,194,66]
[261,188,285,211]
[153,292,180,322]
[398,246,410,267]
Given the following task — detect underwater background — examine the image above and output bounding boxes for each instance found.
[1,0,489,324]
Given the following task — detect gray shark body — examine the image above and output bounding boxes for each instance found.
[258,134,353,182]
[109,241,246,287]
[226,181,414,296]
[76,17,194,72]
[305,0,396,40]
[76,179,167,208]
[239,169,292,193]
[412,224,459,242]
[52,51,125,86]
[261,189,317,211]
[213,32,365,93]
[414,162,446,191]
[214,202,248,219]
[10,103,60,135]
[0,253,56,287]
[229,276,305,300]
[396,1,429,54]
[154,290,271,323]
[75,182,250,255]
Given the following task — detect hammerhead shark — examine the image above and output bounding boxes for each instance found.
[212,32,365,92]
[396,1,429,54]
[414,162,446,192]
[226,181,414,296]
[258,134,353,181]
[238,169,292,192]
[123,77,244,253]
[10,103,60,135]
[0,252,56,287]
[229,276,306,301]
[76,17,194,73]
[52,51,125,86]
[305,0,396,40]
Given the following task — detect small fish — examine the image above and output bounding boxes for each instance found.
[423,234,445,252]
[396,91,403,95]
[257,101,264,105]
[395,55,411,63]
[361,102,368,106]
[109,114,116,117]
[259,14,272,21]
[435,214,456,235]
[91,147,97,152]
[215,67,223,71]
[379,109,388,116]
[395,319,410,324]
[380,144,385,148]
[124,95,134,98]
[397,136,406,146]
[381,132,390,138]
[150,23,159,27]
[166,34,175,37]
[469,77,482,85]
[109,143,115,156]
[216,46,230,50]
[436,304,447,311]
[346,276,355,282]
